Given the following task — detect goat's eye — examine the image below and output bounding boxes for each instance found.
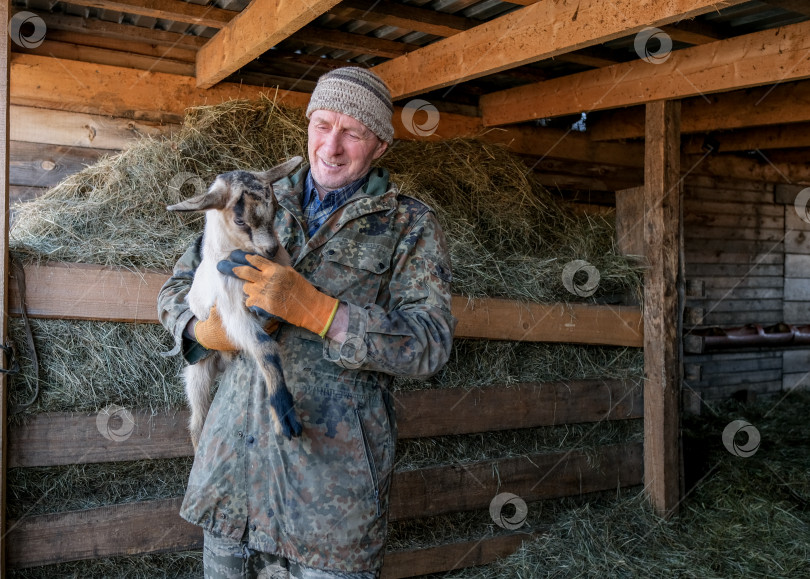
[234,217,245,227]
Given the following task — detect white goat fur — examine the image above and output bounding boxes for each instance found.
[168,157,303,448]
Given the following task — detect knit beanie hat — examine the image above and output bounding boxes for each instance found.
[306,67,395,144]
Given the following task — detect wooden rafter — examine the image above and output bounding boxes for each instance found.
[590,79,810,140]
[481,18,810,126]
[682,123,810,153]
[290,25,419,58]
[58,0,234,29]
[761,0,810,17]
[35,11,207,49]
[329,0,473,37]
[195,0,342,89]
[372,0,746,100]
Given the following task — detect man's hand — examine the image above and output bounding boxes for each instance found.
[189,304,280,350]
[192,306,238,351]
[218,250,339,338]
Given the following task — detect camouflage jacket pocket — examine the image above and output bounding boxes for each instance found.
[318,236,394,306]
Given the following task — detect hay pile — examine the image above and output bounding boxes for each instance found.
[6,97,645,577]
[10,96,642,301]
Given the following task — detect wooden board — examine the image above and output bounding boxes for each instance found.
[0,0,11,570]
[7,443,642,568]
[388,442,643,521]
[6,497,202,569]
[615,186,645,258]
[381,532,537,579]
[9,379,642,467]
[642,101,682,516]
[395,380,643,439]
[7,263,644,347]
[9,141,108,188]
[451,296,643,347]
[373,0,741,99]
[195,0,342,88]
[481,18,810,125]
[590,80,810,141]
[10,105,173,150]
[7,410,191,468]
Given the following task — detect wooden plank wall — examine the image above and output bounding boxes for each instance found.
[683,176,810,402]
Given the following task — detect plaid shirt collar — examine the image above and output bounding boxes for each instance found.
[302,170,369,238]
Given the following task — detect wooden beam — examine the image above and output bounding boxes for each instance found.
[7,262,644,347]
[615,186,645,257]
[761,0,810,17]
[372,0,745,100]
[7,443,642,568]
[39,30,198,62]
[643,101,682,517]
[8,380,642,467]
[10,105,173,150]
[0,0,10,570]
[388,442,643,521]
[682,123,810,153]
[291,25,420,58]
[10,54,311,123]
[329,0,473,37]
[19,39,196,76]
[660,20,721,45]
[10,55,485,141]
[58,0,235,29]
[195,0,342,89]
[482,18,810,126]
[10,141,108,188]
[381,533,536,579]
[590,81,810,140]
[36,10,207,49]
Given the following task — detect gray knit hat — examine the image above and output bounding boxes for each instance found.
[306,67,394,144]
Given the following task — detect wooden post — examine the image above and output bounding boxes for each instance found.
[643,100,683,516]
[0,0,11,570]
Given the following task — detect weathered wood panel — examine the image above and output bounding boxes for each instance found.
[8,263,644,347]
[643,100,682,516]
[9,141,107,188]
[7,443,642,568]
[9,380,642,467]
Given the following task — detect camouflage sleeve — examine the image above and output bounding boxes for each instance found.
[157,235,210,364]
[324,210,457,378]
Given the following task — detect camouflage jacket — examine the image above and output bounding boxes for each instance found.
[157,162,457,573]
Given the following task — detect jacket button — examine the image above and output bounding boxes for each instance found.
[250,524,257,532]
[246,435,255,444]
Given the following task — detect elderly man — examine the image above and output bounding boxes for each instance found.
[158,67,456,579]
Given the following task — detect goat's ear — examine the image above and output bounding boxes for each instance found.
[255,156,304,186]
[167,180,229,212]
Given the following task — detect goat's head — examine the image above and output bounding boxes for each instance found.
[167,156,303,258]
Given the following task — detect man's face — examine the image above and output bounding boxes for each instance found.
[307,110,388,194]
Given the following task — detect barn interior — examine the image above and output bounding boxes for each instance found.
[2,0,810,576]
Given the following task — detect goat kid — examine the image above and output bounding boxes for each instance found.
[167,156,304,448]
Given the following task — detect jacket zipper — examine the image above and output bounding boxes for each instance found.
[355,407,381,517]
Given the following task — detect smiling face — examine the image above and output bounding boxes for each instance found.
[307,109,388,196]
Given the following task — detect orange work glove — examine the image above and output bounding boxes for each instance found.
[193,305,279,350]
[221,252,339,338]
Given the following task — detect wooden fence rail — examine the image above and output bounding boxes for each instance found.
[7,442,642,570]
[8,262,644,346]
[8,379,642,468]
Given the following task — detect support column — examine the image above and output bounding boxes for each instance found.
[0,0,11,571]
[643,100,683,516]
